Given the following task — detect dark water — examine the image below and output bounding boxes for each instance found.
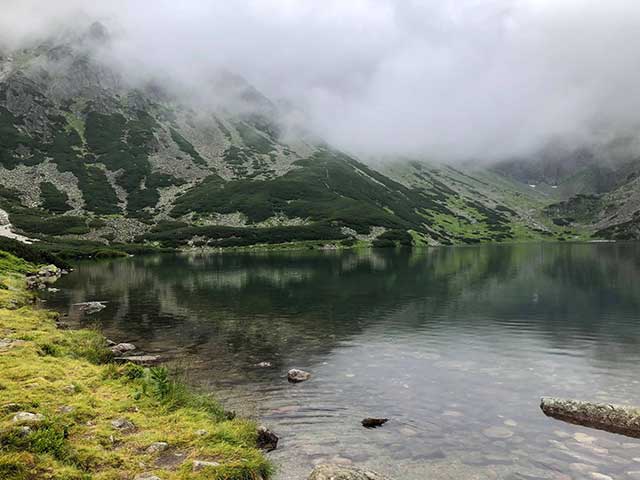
[44,244,640,479]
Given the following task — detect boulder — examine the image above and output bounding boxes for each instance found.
[114,355,161,366]
[308,464,391,480]
[255,361,273,368]
[256,425,278,451]
[193,460,221,471]
[541,397,640,438]
[12,412,44,424]
[288,368,311,383]
[362,418,388,428]
[110,343,137,355]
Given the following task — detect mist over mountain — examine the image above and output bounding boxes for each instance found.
[3,0,640,162]
[1,1,640,253]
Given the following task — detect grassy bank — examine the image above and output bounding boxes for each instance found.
[0,251,272,480]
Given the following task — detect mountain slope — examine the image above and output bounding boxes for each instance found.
[0,23,625,250]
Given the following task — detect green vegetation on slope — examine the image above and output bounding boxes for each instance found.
[39,182,72,214]
[0,254,272,480]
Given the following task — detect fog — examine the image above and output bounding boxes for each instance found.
[2,0,640,162]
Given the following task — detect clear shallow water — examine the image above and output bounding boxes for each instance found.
[44,243,640,479]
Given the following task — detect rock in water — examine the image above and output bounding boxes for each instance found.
[288,368,311,383]
[109,343,136,355]
[308,464,391,480]
[362,418,389,428]
[256,425,279,451]
[114,355,161,366]
[541,397,640,438]
[73,301,107,314]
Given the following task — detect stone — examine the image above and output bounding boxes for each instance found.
[17,426,31,436]
[482,426,514,439]
[195,429,208,436]
[146,442,169,454]
[58,405,75,414]
[73,301,107,314]
[574,432,597,444]
[62,384,77,394]
[193,460,221,471]
[110,343,137,355]
[308,464,391,480]
[12,412,44,424]
[114,355,161,366]
[111,418,136,432]
[288,368,311,383]
[255,361,272,368]
[134,474,161,480]
[362,418,389,428]
[256,426,278,451]
[541,397,640,438]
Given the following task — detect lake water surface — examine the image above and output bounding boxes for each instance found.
[44,243,640,479]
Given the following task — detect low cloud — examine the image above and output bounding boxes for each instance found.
[2,0,640,162]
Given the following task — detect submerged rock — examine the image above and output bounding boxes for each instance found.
[256,425,279,451]
[362,418,389,429]
[308,464,391,480]
[288,368,311,383]
[73,301,107,314]
[541,397,640,438]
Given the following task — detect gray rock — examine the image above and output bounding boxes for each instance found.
[256,425,278,451]
[58,405,75,414]
[114,355,161,366]
[308,464,391,480]
[73,301,107,314]
[256,361,272,368]
[62,384,77,394]
[541,397,640,438]
[134,474,161,480]
[110,343,136,355]
[195,429,208,436]
[288,368,311,383]
[12,412,44,424]
[146,442,169,454]
[193,460,221,471]
[111,418,136,432]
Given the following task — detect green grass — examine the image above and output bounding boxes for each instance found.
[0,253,272,480]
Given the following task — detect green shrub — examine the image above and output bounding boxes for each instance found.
[40,182,72,213]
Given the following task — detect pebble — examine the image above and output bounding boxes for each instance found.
[12,412,44,424]
[574,432,597,444]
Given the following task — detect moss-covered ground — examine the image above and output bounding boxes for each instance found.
[0,252,271,480]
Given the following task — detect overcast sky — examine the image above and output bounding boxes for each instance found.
[2,0,640,161]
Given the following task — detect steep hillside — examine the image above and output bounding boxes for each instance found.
[0,23,552,251]
[0,23,623,251]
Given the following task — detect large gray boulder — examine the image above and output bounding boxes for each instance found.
[541,397,640,438]
[308,464,391,480]
[288,368,311,383]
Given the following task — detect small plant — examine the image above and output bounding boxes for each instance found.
[148,367,170,400]
[123,363,145,380]
[39,343,62,357]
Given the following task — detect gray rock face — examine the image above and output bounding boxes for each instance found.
[541,397,640,438]
[288,368,311,383]
[308,464,391,480]
[12,412,44,424]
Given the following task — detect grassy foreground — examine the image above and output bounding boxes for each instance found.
[0,251,272,480]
